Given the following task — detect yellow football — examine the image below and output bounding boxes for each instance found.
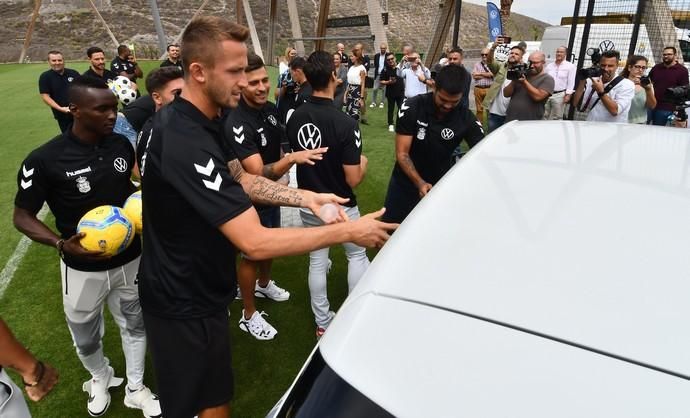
[123,191,142,234]
[77,205,135,256]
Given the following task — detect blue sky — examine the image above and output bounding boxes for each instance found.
[465,0,576,25]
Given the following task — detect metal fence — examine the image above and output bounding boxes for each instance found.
[564,0,689,69]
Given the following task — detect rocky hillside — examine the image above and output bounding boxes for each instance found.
[0,0,549,62]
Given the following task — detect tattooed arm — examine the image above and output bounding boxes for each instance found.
[228,158,349,221]
[395,133,432,198]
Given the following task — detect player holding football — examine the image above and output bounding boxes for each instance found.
[223,53,327,340]
[13,77,161,417]
[137,16,396,418]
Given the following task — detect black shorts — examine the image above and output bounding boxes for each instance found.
[143,309,233,418]
[382,174,421,224]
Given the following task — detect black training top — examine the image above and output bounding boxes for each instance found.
[138,96,252,319]
[223,99,285,210]
[393,92,484,187]
[14,129,140,272]
[380,66,405,99]
[287,96,361,207]
[82,68,117,84]
[223,98,284,165]
[38,68,81,118]
[111,56,137,80]
[122,95,155,133]
[160,59,184,74]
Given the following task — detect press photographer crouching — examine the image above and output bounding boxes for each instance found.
[572,49,635,122]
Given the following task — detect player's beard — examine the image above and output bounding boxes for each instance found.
[206,78,240,110]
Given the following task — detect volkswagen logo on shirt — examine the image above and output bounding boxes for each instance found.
[441,128,455,140]
[297,123,322,149]
[113,157,128,173]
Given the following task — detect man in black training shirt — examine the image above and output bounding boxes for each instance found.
[83,46,117,84]
[382,64,485,224]
[13,77,161,418]
[38,50,80,132]
[379,52,405,132]
[137,17,395,418]
[160,43,184,74]
[116,66,183,152]
[111,44,143,85]
[278,56,310,124]
[224,53,327,340]
[286,51,370,338]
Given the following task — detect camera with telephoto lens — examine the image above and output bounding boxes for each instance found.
[665,85,690,122]
[577,48,603,79]
[506,63,531,80]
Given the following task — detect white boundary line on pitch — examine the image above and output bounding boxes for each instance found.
[0,205,49,300]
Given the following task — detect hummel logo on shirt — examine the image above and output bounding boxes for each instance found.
[194,158,222,191]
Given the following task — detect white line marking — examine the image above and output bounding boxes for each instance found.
[0,205,49,300]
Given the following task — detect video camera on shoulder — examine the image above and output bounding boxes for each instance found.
[506,62,530,80]
[577,48,603,79]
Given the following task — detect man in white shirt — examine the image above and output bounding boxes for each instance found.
[398,53,430,98]
[543,46,576,120]
[573,50,635,123]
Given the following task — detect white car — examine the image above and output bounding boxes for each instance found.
[268,121,690,417]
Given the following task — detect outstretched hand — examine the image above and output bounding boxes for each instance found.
[290,147,328,165]
[350,208,399,248]
[308,193,350,224]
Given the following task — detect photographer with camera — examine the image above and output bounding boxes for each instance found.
[483,44,524,131]
[573,50,634,123]
[504,51,555,122]
[622,55,656,124]
[399,53,431,99]
[648,47,689,126]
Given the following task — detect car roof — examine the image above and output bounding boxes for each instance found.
[328,121,690,412]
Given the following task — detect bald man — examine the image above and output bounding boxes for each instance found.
[504,51,554,121]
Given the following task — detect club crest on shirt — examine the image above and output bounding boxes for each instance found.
[267,114,278,126]
[76,176,91,193]
[257,128,267,147]
[67,76,75,82]
[417,127,426,140]
[441,128,455,140]
[297,123,322,149]
[113,157,128,173]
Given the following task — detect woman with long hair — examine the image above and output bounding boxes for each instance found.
[345,48,367,122]
[621,55,656,124]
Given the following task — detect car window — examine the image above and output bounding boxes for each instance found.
[275,349,394,418]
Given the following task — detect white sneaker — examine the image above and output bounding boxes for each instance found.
[82,366,123,417]
[239,310,278,340]
[369,103,376,108]
[254,280,290,301]
[124,385,162,418]
[388,125,394,132]
[379,103,384,108]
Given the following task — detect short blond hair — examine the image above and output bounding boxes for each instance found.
[181,16,249,72]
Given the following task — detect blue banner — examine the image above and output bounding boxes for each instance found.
[487,2,503,42]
